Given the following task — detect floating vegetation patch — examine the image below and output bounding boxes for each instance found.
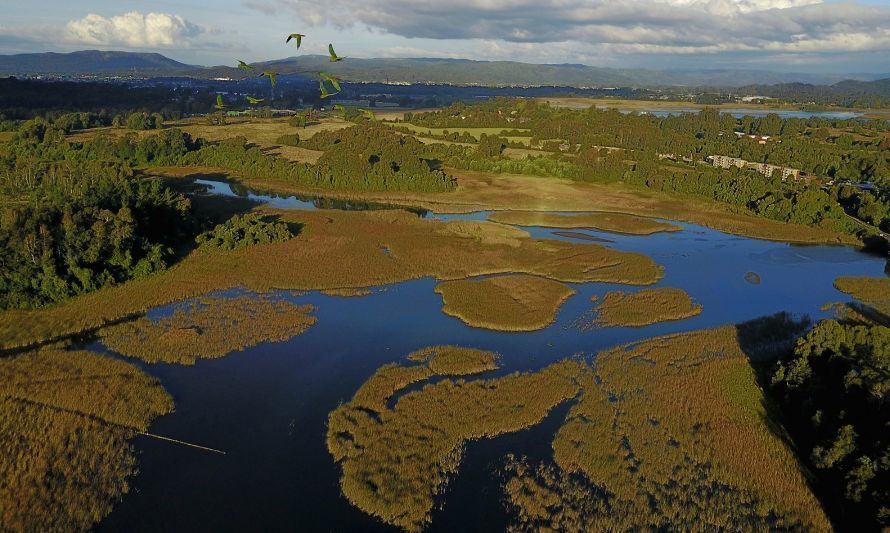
[745,271,762,285]
[0,208,662,351]
[834,276,890,318]
[406,345,500,376]
[0,348,172,531]
[327,346,587,531]
[435,275,576,331]
[488,210,682,235]
[101,294,316,364]
[573,287,702,329]
[504,327,831,531]
[320,288,373,298]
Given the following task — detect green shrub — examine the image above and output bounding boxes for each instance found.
[196,213,293,250]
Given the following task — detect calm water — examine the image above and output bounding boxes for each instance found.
[97,181,886,532]
[595,105,864,120]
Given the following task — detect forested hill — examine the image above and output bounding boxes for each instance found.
[205,56,870,88]
[738,78,890,107]
[0,50,879,88]
[0,50,194,75]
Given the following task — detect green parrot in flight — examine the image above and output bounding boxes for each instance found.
[319,80,334,99]
[319,72,341,93]
[259,70,277,90]
[246,96,266,105]
[286,33,305,48]
[237,60,255,73]
[214,95,227,110]
[328,44,344,62]
[360,109,377,121]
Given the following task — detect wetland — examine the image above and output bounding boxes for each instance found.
[3,96,889,531]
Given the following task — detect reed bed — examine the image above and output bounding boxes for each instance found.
[488,210,681,235]
[0,348,172,531]
[504,327,830,531]
[327,346,585,531]
[101,295,316,365]
[434,275,576,331]
[575,287,702,329]
[834,276,890,317]
[0,209,662,351]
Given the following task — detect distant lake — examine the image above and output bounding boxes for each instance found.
[598,105,864,120]
[97,181,886,531]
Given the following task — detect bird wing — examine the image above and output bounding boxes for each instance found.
[328,44,339,60]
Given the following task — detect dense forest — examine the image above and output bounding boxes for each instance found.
[0,77,214,124]
[770,319,889,529]
[0,121,198,309]
[0,116,453,309]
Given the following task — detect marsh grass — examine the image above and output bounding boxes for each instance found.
[575,287,703,329]
[0,348,172,530]
[327,346,586,531]
[489,210,681,235]
[504,327,831,531]
[0,209,661,351]
[834,276,890,318]
[320,288,373,297]
[435,275,576,331]
[101,294,316,364]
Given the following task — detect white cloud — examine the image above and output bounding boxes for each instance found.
[255,0,890,57]
[65,11,203,48]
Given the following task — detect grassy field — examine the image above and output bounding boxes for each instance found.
[505,326,831,531]
[489,210,682,235]
[0,207,662,351]
[577,287,703,328]
[170,117,345,163]
[0,348,172,530]
[434,274,576,331]
[384,122,531,141]
[101,294,316,364]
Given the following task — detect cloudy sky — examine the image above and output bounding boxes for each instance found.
[1,0,889,73]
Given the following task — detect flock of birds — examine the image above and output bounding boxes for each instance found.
[214,33,358,117]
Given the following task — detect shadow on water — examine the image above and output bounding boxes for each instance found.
[427,401,574,532]
[193,178,430,217]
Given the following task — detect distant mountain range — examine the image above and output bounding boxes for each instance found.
[0,50,887,91]
[0,50,195,75]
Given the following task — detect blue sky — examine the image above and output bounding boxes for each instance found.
[1,0,889,73]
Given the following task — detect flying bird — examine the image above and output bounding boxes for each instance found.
[237,60,255,73]
[286,33,305,48]
[259,70,277,90]
[246,96,266,105]
[214,95,227,110]
[328,44,344,62]
[319,80,333,99]
[360,109,377,121]
[319,72,341,93]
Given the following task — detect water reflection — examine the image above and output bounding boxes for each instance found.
[194,178,430,217]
